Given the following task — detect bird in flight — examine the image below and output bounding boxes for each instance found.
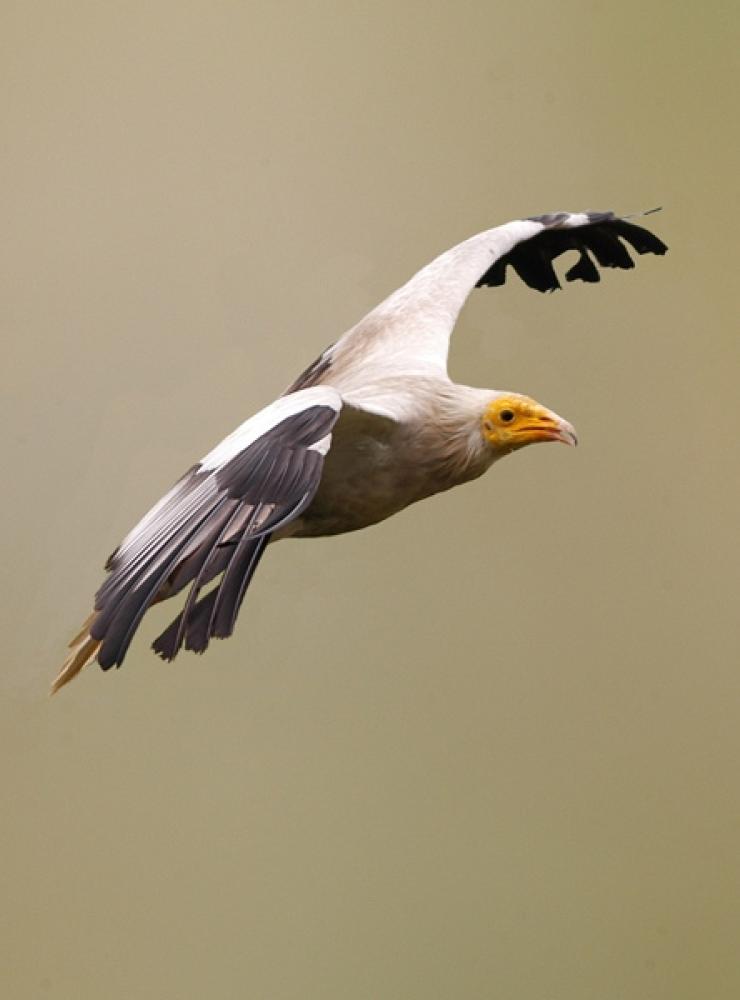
[54,210,667,692]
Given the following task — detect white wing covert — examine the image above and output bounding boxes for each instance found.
[55,208,668,692]
[321,210,667,384]
[75,387,342,675]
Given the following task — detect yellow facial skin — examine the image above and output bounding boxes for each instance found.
[482,395,578,453]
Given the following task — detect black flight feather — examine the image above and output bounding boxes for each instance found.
[476,215,667,294]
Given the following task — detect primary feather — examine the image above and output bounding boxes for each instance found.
[53,210,667,692]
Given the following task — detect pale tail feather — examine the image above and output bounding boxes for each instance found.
[51,614,101,694]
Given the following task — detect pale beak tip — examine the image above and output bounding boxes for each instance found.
[561,422,578,448]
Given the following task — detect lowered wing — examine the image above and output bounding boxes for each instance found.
[53,387,342,691]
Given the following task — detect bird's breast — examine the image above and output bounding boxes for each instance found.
[291,417,485,538]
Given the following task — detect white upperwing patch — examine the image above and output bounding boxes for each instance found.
[200,386,343,471]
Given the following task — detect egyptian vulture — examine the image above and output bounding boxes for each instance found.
[54,210,667,692]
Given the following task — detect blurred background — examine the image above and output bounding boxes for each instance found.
[2,2,738,998]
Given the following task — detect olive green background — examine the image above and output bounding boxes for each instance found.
[2,2,738,998]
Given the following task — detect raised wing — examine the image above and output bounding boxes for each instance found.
[53,387,342,692]
[315,210,667,386]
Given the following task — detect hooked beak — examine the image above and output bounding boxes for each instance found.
[515,408,578,448]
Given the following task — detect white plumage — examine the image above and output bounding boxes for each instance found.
[54,209,667,691]
[200,387,343,471]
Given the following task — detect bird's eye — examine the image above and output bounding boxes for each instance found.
[499,409,515,424]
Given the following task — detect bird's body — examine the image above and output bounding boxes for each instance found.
[54,209,667,692]
[292,380,495,537]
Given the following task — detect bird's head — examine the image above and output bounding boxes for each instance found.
[481,393,578,455]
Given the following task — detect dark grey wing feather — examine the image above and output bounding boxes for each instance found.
[94,495,236,668]
[152,499,248,660]
[284,344,334,393]
[85,389,342,671]
[208,525,270,644]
